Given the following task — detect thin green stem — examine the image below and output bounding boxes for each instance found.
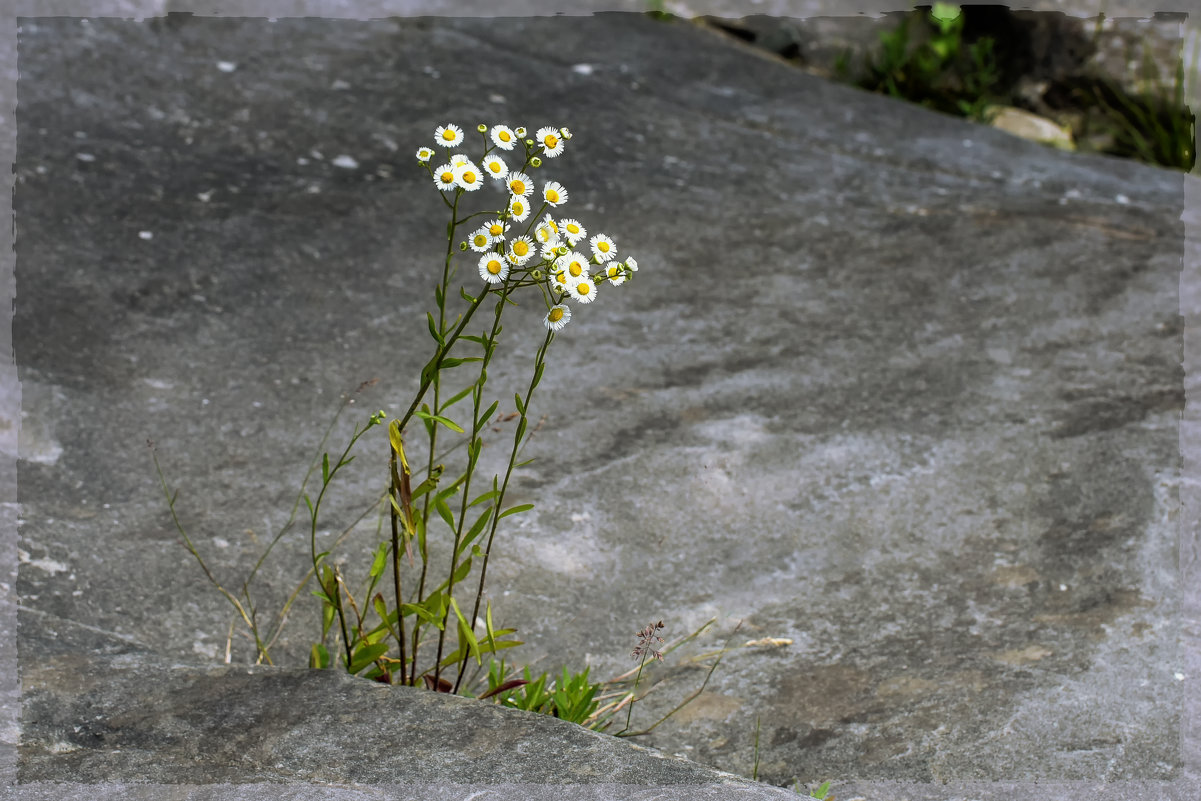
[454,328,553,692]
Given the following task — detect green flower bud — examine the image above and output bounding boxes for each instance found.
[530,156,542,168]
[459,241,469,251]
[477,123,487,133]
[530,269,543,280]
[525,139,534,146]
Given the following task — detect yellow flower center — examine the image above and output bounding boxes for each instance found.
[499,130,512,142]
[607,266,618,277]
[441,129,456,142]
[513,241,529,257]
[546,190,560,203]
[462,171,478,185]
[577,282,591,295]
[512,202,525,214]
[554,272,567,284]
[598,241,611,253]
[473,234,488,247]
[566,223,579,235]
[548,308,564,322]
[569,263,583,277]
[511,180,526,194]
[545,135,558,149]
[487,260,503,275]
[489,223,504,236]
[440,171,454,183]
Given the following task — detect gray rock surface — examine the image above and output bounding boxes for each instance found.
[6,6,1197,801]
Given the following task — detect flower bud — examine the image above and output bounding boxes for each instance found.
[515,127,527,136]
[530,269,543,280]
[459,241,469,251]
[530,156,542,168]
[477,124,487,133]
[525,139,534,146]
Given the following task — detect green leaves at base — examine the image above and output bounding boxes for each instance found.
[349,642,390,675]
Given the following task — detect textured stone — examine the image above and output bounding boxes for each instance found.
[9,9,1194,800]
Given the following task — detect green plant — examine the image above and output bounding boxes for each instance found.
[1068,27,1196,172]
[793,779,833,799]
[856,3,1002,122]
[159,122,642,692]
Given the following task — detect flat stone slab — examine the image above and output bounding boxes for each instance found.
[8,8,1197,800]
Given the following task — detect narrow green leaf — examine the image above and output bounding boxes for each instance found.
[514,457,536,468]
[460,287,477,304]
[458,512,491,554]
[485,599,496,653]
[303,492,314,516]
[516,417,528,441]
[322,600,335,639]
[310,643,330,669]
[434,495,455,531]
[449,556,473,586]
[514,393,525,416]
[321,453,330,484]
[442,384,475,410]
[427,312,444,345]
[440,357,466,369]
[499,503,534,520]
[369,542,388,579]
[477,400,499,428]
[532,361,545,389]
[348,642,390,674]
[434,283,444,308]
[372,594,390,626]
[468,489,498,508]
[414,409,465,433]
[400,601,440,628]
[449,597,482,665]
[461,334,486,346]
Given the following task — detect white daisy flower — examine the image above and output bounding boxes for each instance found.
[450,153,470,166]
[515,126,527,137]
[560,126,572,140]
[482,154,508,180]
[506,236,535,265]
[540,241,560,261]
[556,252,589,279]
[534,219,560,247]
[436,124,464,148]
[544,304,571,331]
[625,256,638,272]
[559,218,586,246]
[603,263,626,285]
[566,275,597,303]
[454,161,484,191]
[589,233,616,262]
[416,147,434,163]
[536,126,565,157]
[468,227,492,252]
[507,195,531,222]
[549,269,571,293]
[490,125,518,150]
[506,172,533,198]
[478,253,509,284]
[432,163,458,191]
[542,181,568,206]
[484,219,510,240]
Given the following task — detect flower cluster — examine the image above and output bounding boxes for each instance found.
[417,122,640,331]
[631,620,665,662]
